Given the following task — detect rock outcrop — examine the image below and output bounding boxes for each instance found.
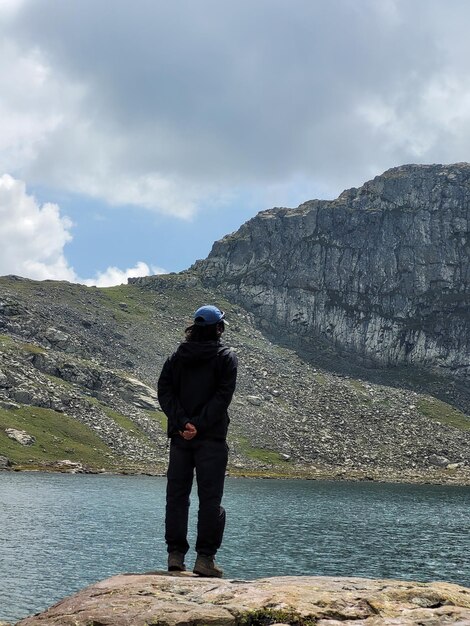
[15,572,470,625]
[5,428,35,445]
[194,164,470,388]
[0,454,11,468]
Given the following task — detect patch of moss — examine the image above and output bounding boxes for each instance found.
[313,372,327,385]
[0,405,118,468]
[97,283,167,324]
[99,406,153,443]
[349,379,366,392]
[418,398,470,431]
[238,607,315,625]
[145,409,167,432]
[237,436,283,464]
[348,379,374,405]
[377,398,392,408]
[44,373,76,389]
[0,334,45,355]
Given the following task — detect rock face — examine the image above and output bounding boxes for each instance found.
[194,164,470,383]
[15,573,470,625]
[5,428,35,445]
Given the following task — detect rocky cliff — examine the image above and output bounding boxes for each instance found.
[13,572,470,625]
[194,164,470,393]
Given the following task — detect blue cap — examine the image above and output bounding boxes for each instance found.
[193,305,226,326]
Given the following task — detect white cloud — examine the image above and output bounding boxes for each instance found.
[0,174,162,285]
[0,173,75,281]
[2,0,470,218]
[81,262,165,288]
[0,0,25,17]
[0,40,69,174]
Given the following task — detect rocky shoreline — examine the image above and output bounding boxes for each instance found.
[2,463,470,486]
[11,572,470,625]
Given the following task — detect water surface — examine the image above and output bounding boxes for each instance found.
[0,472,469,622]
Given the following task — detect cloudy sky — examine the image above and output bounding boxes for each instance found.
[1,0,469,285]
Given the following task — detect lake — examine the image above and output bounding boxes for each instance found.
[0,472,469,623]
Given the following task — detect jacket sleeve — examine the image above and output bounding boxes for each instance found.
[157,357,188,435]
[191,351,238,434]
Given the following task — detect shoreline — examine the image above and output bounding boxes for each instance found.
[2,463,470,486]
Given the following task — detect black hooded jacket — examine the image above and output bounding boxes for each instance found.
[157,340,238,440]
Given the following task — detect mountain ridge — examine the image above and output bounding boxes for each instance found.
[1,164,470,481]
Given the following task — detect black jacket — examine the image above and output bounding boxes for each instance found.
[157,340,238,440]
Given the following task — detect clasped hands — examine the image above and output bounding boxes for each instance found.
[179,422,197,440]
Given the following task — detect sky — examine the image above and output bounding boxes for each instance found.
[1,0,470,286]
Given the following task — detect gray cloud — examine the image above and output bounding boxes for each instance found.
[4,0,470,212]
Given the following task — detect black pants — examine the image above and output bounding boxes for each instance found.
[165,437,228,557]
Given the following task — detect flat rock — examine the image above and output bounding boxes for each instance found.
[119,376,159,409]
[5,428,35,446]
[16,573,470,625]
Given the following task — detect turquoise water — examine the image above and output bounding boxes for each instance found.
[0,472,469,623]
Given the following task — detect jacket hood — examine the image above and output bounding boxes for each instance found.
[175,340,229,363]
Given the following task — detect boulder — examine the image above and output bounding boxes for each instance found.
[44,327,70,346]
[11,388,35,404]
[5,428,35,446]
[0,455,11,468]
[52,459,85,473]
[15,573,470,626]
[119,376,159,409]
[429,454,451,468]
[0,369,8,387]
[0,400,19,410]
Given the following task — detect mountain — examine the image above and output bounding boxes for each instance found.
[1,164,470,482]
[192,163,470,411]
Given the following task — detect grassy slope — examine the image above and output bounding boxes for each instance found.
[418,398,470,431]
[0,405,118,468]
[0,324,167,470]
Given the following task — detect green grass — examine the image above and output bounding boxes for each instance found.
[239,608,315,626]
[0,405,118,468]
[145,410,167,432]
[314,372,327,385]
[98,284,155,320]
[348,378,374,405]
[101,406,153,442]
[237,436,284,464]
[0,334,45,355]
[418,398,470,431]
[349,379,365,391]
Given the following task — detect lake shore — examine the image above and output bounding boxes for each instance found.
[2,460,470,486]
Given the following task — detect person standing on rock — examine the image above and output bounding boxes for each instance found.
[158,305,238,578]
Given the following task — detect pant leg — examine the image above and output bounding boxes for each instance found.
[165,439,194,555]
[194,440,228,556]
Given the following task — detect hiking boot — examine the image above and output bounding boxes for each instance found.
[193,554,223,578]
[168,551,186,572]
